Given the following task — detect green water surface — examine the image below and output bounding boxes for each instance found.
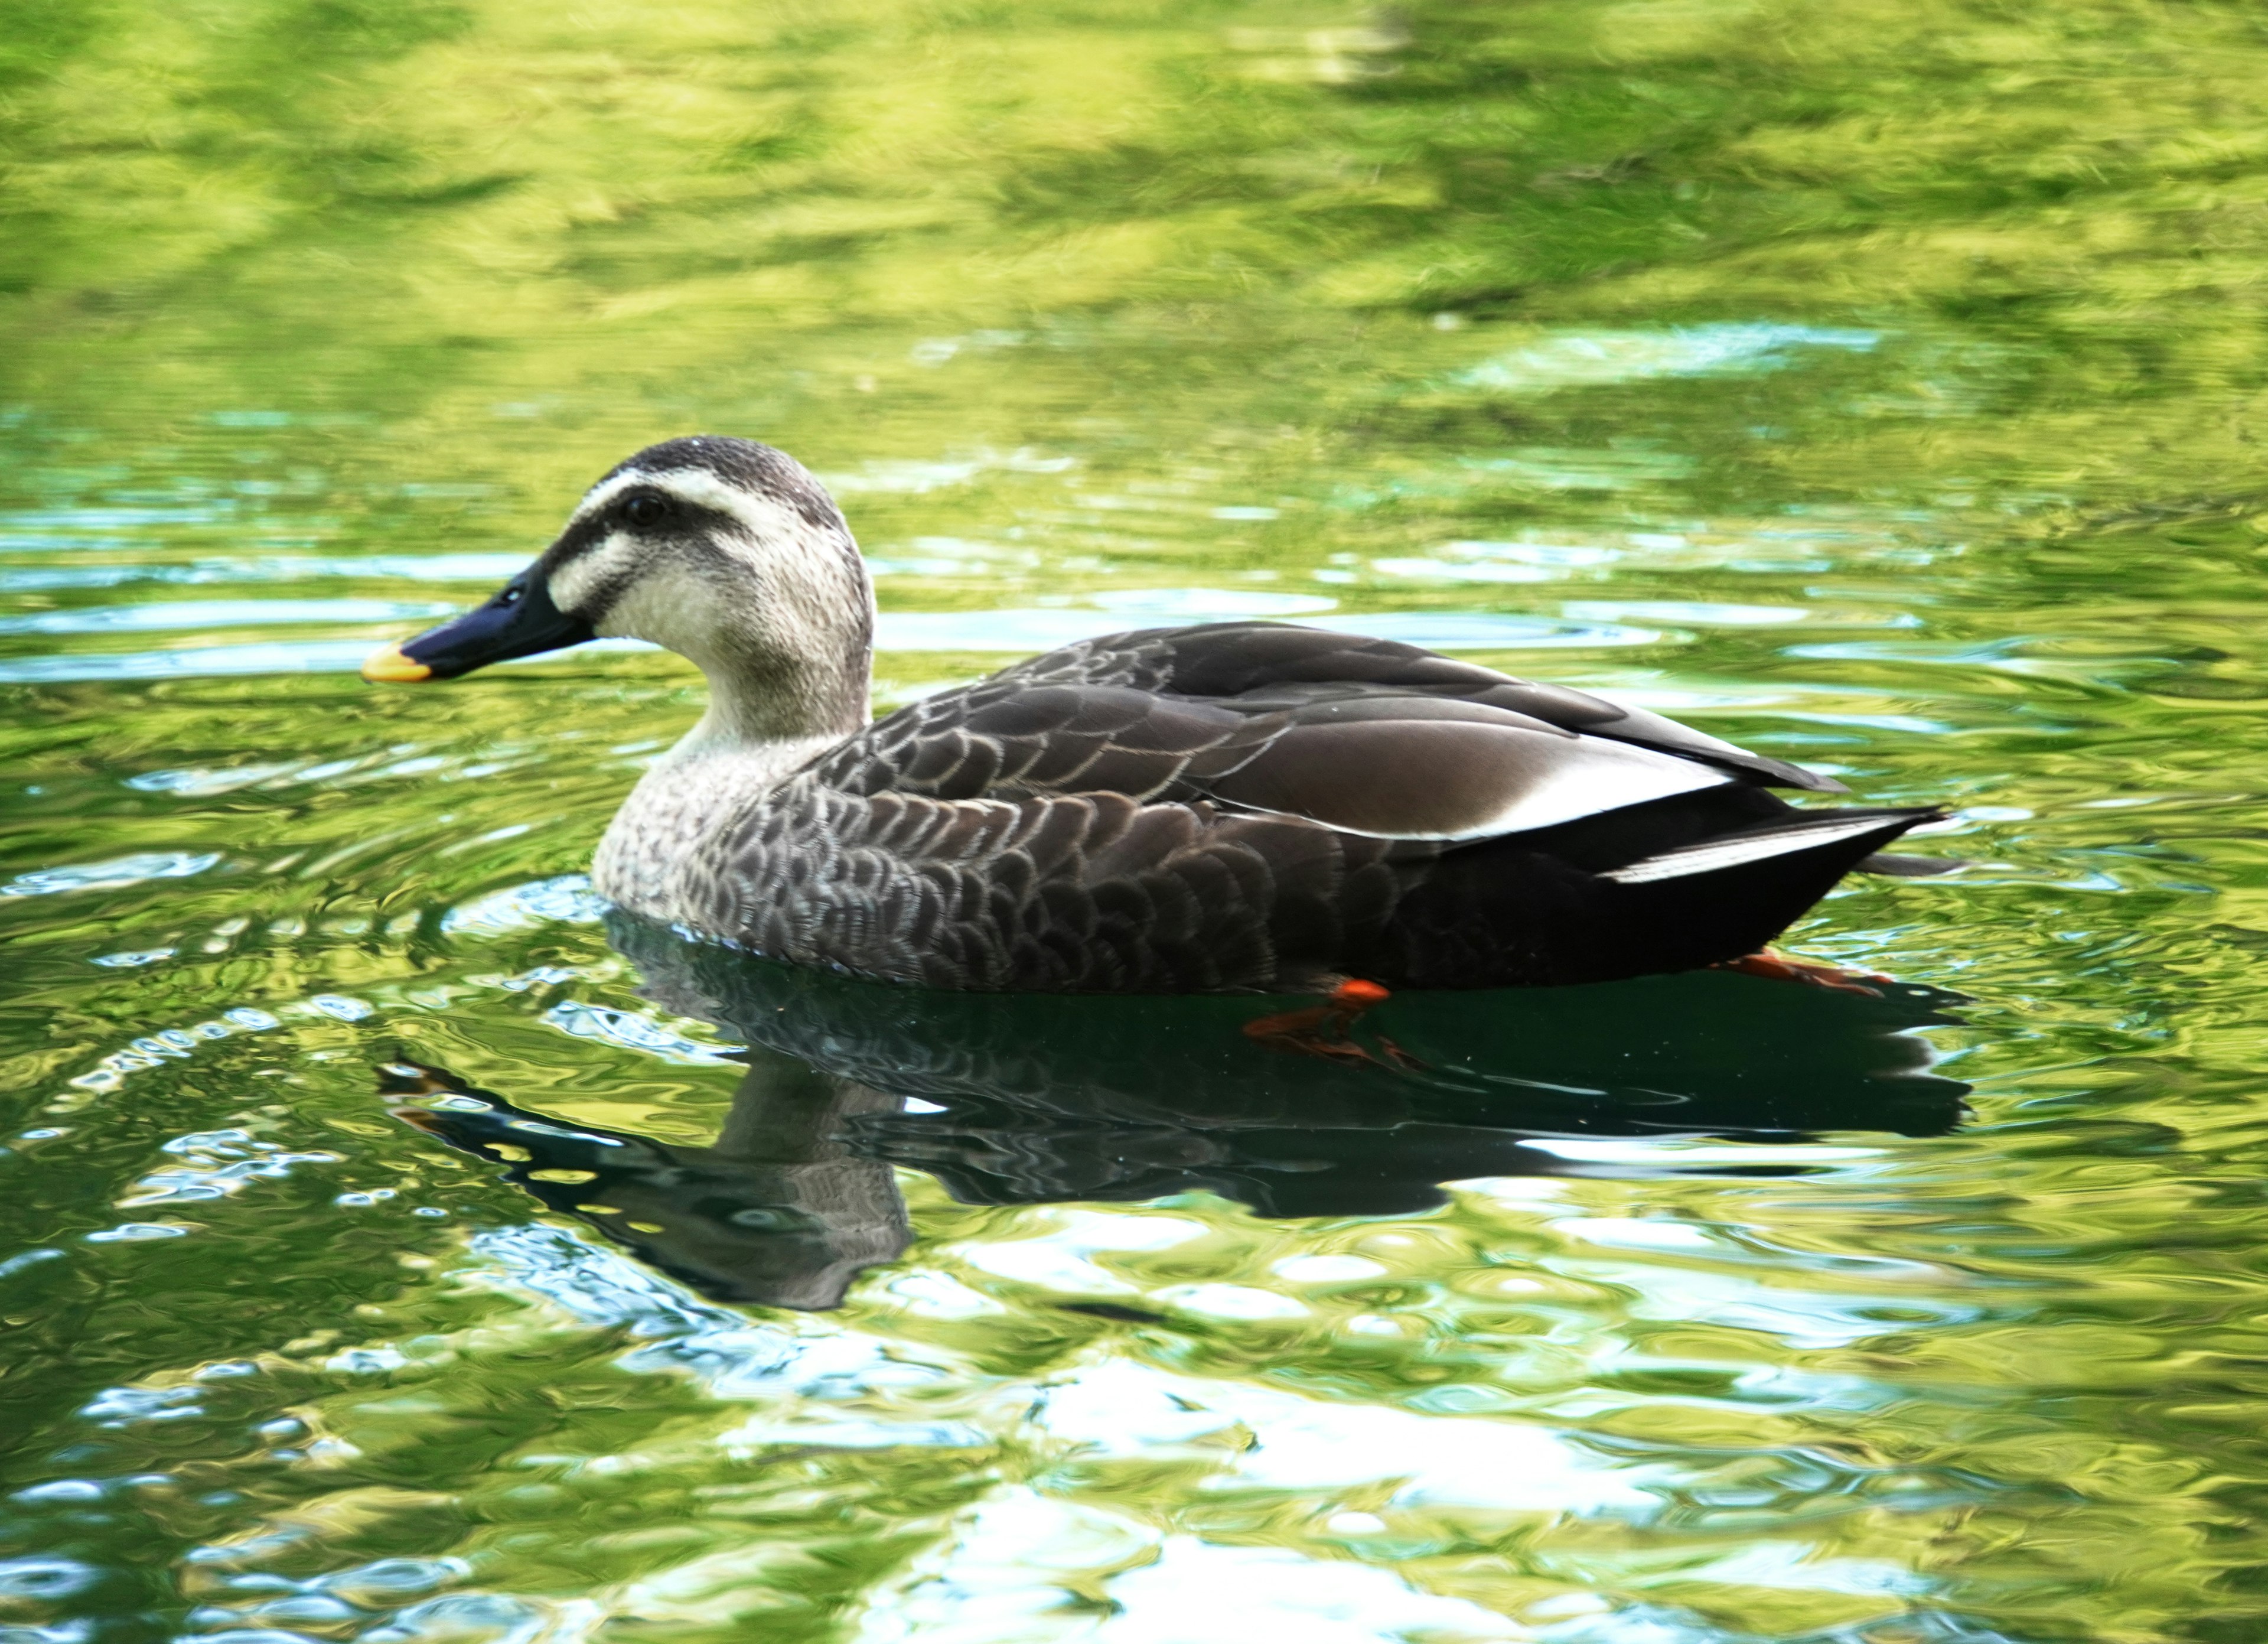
[6,1,2268,1639]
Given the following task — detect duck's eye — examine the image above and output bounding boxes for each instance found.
[622,493,672,528]
[498,585,523,607]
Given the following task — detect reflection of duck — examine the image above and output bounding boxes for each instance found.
[363,435,1948,991]
[387,1053,910,1311]
[392,921,1969,1310]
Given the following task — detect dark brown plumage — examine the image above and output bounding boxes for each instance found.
[666,622,1939,991]
[365,437,1947,994]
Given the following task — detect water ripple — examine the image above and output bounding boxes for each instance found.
[1452,324,1879,395]
[0,598,453,635]
[2,851,221,897]
[0,554,532,591]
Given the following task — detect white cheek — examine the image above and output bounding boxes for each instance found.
[546,533,636,617]
[591,563,724,650]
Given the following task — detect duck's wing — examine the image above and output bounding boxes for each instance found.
[995,621,1845,793]
[743,625,1935,991]
[813,622,1821,847]
[812,675,1283,806]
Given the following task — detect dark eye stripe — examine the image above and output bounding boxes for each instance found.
[556,493,730,555]
[542,514,614,568]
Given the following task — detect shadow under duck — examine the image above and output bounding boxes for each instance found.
[363,435,1946,992]
[388,924,1970,1310]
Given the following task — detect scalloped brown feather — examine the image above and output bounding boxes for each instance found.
[610,622,1937,991]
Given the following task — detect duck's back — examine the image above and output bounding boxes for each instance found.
[654,623,1937,992]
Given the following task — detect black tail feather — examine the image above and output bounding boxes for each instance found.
[1583,808,1944,981]
[1385,806,1944,988]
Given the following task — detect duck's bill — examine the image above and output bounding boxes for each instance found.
[361,575,594,683]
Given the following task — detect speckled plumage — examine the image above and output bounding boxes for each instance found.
[595,621,1937,991]
[373,437,1946,994]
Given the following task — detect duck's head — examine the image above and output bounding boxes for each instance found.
[362,435,873,737]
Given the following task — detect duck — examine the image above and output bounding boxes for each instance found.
[361,434,1947,994]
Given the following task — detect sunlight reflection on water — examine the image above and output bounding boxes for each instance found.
[6,0,2268,1637]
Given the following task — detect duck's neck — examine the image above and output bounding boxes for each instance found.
[677,646,871,761]
[593,647,871,919]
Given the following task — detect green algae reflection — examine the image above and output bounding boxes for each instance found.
[6,1,2268,1640]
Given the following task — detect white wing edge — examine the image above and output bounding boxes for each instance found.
[1601,813,1899,885]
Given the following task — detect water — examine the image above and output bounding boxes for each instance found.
[6,0,2268,1638]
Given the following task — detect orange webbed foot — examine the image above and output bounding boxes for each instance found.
[1712,949,1889,997]
[1244,979,1420,1067]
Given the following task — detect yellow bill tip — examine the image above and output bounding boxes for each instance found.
[361,642,434,683]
